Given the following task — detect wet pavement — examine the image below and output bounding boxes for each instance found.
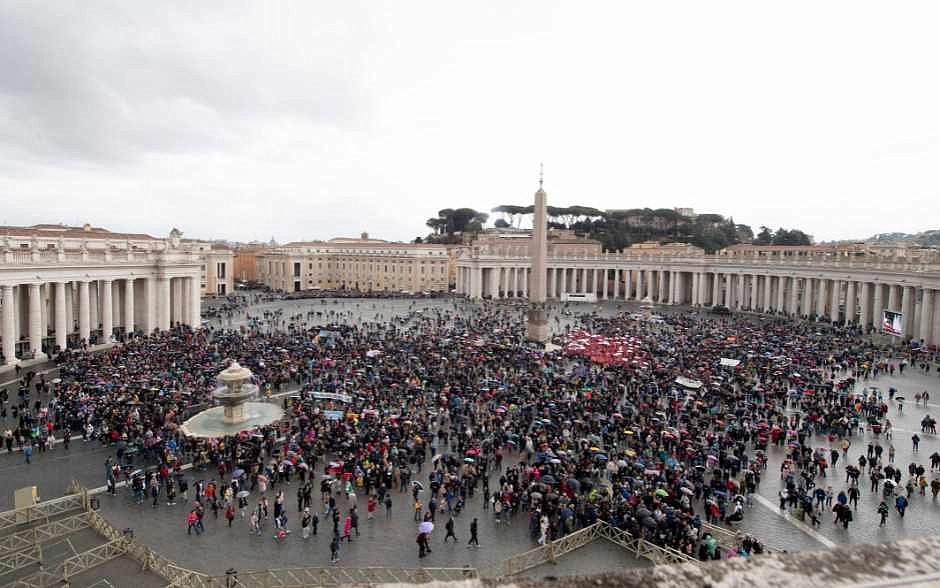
[3,296,940,579]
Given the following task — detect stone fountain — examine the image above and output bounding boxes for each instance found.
[180,361,284,438]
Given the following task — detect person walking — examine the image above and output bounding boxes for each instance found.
[878,501,889,527]
[301,508,312,539]
[343,512,353,542]
[330,534,340,563]
[225,502,235,527]
[443,516,457,543]
[467,517,479,548]
[895,494,908,517]
[350,508,359,537]
[187,509,201,535]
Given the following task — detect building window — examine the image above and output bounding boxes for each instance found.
[217,263,227,279]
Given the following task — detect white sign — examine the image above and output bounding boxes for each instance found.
[313,392,353,403]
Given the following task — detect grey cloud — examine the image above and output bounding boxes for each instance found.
[0,2,370,162]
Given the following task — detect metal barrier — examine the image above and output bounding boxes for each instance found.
[5,539,128,588]
[597,523,697,566]
[0,512,90,557]
[52,486,720,586]
[0,492,85,532]
[0,544,42,579]
[220,567,479,587]
[89,507,476,587]
[502,521,700,576]
[503,523,603,576]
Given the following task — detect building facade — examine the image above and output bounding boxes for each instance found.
[456,242,940,345]
[256,234,454,293]
[0,224,204,366]
[232,245,265,283]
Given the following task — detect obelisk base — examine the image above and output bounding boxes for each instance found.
[526,307,549,342]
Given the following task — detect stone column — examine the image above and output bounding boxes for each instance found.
[39,284,48,347]
[114,280,124,329]
[101,280,113,342]
[872,284,884,330]
[762,276,772,311]
[816,279,828,318]
[888,284,899,312]
[712,273,720,306]
[601,269,608,300]
[656,270,665,302]
[858,282,871,329]
[1,285,14,365]
[141,278,152,332]
[522,268,528,298]
[124,278,135,335]
[181,278,190,324]
[774,276,784,312]
[635,271,644,301]
[788,277,799,316]
[65,282,74,335]
[158,276,171,331]
[624,270,632,300]
[55,282,67,352]
[829,280,840,322]
[79,280,91,343]
[89,281,99,335]
[613,270,620,299]
[190,275,201,327]
[901,286,915,338]
[724,274,733,308]
[28,284,45,359]
[845,281,857,326]
[920,289,935,343]
[736,275,745,310]
[801,278,813,316]
[749,274,758,311]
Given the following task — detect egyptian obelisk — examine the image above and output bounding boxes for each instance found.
[526,167,549,342]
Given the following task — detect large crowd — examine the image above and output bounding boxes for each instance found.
[3,292,940,565]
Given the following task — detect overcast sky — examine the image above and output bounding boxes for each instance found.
[1,2,938,244]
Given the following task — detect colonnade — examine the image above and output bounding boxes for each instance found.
[0,274,201,366]
[455,263,940,346]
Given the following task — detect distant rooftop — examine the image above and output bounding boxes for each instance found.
[0,223,158,240]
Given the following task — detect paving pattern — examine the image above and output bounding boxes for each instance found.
[3,295,940,580]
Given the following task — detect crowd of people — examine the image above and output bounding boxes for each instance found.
[2,291,939,567]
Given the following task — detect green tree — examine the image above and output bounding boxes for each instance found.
[755,226,773,245]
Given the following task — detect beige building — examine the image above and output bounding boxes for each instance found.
[256,233,454,293]
[233,245,265,283]
[456,239,940,345]
[0,223,204,365]
[626,241,704,256]
[469,229,601,258]
[182,241,234,296]
[719,243,940,262]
